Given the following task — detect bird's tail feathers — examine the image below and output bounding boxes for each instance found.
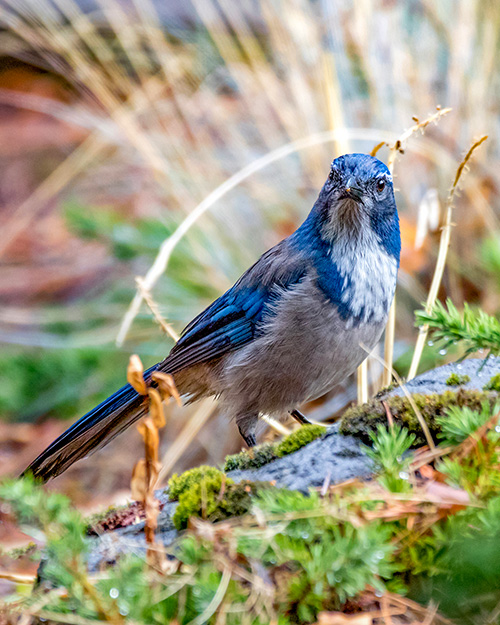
[23,365,159,482]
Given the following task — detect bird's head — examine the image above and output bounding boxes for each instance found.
[311,153,400,262]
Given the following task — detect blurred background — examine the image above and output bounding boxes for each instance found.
[0,0,499,518]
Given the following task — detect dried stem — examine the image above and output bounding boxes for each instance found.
[408,135,488,380]
[380,108,452,388]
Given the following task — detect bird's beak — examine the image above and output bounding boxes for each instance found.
[344,177,363,202]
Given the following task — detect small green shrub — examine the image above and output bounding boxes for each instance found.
[436,401,499,445]
[364,424,416,492]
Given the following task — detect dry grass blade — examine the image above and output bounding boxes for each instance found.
[135,277,180,342]
[0,570,35,584]
[408,135,488,380]
[187,566,232,625]
[380,108,452,388]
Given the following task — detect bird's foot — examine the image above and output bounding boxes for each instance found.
[289,409,312,426]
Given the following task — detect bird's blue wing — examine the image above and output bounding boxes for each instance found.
[160,243,306,373]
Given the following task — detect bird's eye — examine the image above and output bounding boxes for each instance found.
[376,178,386,192]
[328,170,335,181]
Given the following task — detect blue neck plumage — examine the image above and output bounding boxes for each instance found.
[290,199,400,325]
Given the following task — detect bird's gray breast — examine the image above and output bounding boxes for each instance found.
[220,272,390,416]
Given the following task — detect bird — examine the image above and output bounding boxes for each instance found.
[24,153,400,482]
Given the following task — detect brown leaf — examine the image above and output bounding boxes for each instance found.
[137,417,160,465]
[151,371,182,406]
[131,459,148,501]
[127,354,147,395]
[148,388,166,429]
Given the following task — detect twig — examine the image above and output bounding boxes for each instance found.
[408,135,488,380]
[381,108,452,388]
[135,277,180,342]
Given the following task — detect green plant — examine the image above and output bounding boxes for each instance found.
[436,402,498,445]
[416,299,500,357]
[364,424,416,492]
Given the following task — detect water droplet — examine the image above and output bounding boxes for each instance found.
[399,471,409,480]
[301,532,309,540]
[375,551,385,560]
[443,336,449,341]
[119,606,129,616]
[453,341,458,345]
[457,364,462,370]
[479,349,485,354]
[193,587,201,596]
[495,425,500,433]
[269,558,277,565]
[375,590,383,598]
[427,340,434,347]
[110,588,119,599]
[396,456,403,463]
[439,349,447,356]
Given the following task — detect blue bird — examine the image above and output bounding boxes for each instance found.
[24,153,400,481]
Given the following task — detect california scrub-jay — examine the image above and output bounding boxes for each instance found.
[25,153,400,481]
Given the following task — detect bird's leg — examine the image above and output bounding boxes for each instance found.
[236,412,258,447]
[289,409,312,425]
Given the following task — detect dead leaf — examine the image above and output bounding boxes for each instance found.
[137,417,160,465]
[131,459,148,501]
[127,354,147,395]
[148,388,166,428]
[152,371,182,406]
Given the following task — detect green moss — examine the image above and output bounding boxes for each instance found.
[275,424,327,457]
[446,373,471,386]
[173,478,270,530]
[339,389,499,445]
[224,443,277,471]
[168,465,226,501]
[224,425,328,471]
[483,373,500,392]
